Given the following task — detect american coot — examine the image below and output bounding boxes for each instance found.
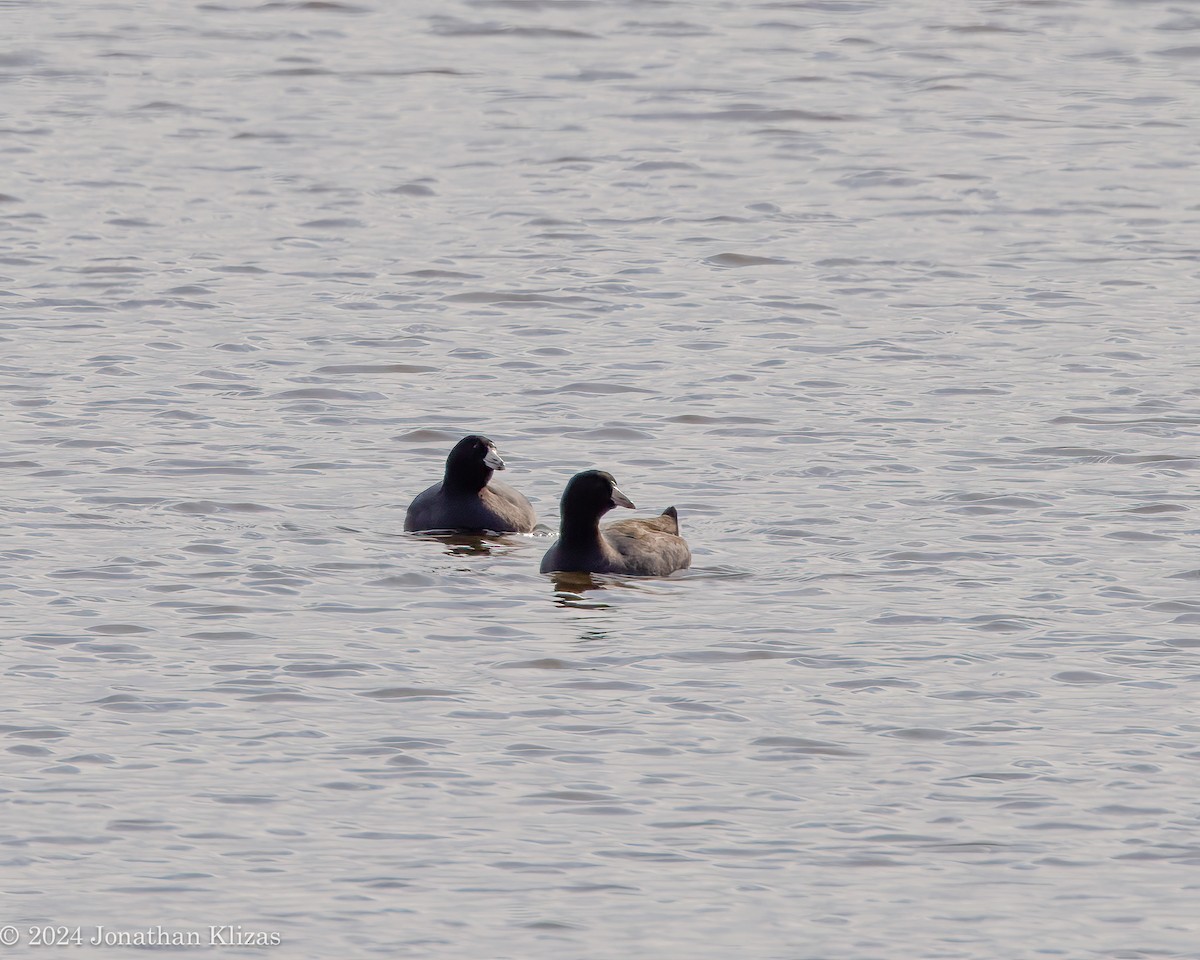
[540,469,691,577]
[404,435,537,534]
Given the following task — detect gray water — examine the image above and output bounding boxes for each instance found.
[4,1,1200,957]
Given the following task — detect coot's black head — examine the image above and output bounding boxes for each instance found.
[560,470,635,527]
[444,434,505,491]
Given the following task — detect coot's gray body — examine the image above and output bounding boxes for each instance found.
[404,435,536,534]
[540,470,690,577]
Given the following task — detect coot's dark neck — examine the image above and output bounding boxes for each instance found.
[559,508,605,548]
[444,462,492,494]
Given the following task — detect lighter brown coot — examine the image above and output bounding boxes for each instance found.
[404,435,537,534]
[540,469,691,576]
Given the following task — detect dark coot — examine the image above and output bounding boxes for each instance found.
[404,435,537,533]
[540,469,691,576]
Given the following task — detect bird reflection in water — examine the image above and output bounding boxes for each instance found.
[414,531,518,557]
[550,570,604,593]
[550,571,613,609]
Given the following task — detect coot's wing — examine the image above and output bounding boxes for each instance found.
[602,510,691,576]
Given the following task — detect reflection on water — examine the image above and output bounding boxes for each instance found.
[4,0,1200,957]
[413,530,529,557]
[551,571,607,595]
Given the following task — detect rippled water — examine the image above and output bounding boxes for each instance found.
[4,1,1200,956]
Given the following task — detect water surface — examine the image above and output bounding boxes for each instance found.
[3,1,1200,957]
